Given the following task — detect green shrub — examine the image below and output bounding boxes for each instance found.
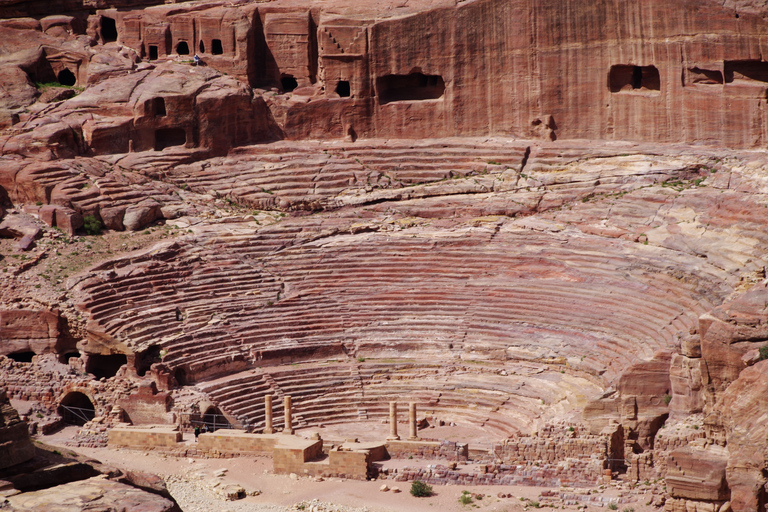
[459,493,472,505]
[759,345,768,361]
[410,480,433,497]
[83,215,102,236]
[608,503,618,510]
[663,394,672,405]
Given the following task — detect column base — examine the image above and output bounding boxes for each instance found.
[282,428,295,435]
[386,435,400,441]
[263,428,275,434]
[408,436,419,441]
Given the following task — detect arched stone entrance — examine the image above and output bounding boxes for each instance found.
[57,391,96,425]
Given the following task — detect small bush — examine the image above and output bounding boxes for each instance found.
[608,503,618,510]
[459,493,472,505]
[663,394,672,405]
[83,215,102,236]
[759,345,768,361]
[357,356,366,363]
[410,480,433,497]
[622,508,635,512]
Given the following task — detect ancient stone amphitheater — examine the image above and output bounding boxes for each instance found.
[1,0,768,510]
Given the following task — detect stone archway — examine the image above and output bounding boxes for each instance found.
[57,391,96,425]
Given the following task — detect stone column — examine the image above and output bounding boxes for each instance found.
[263,394,274,434]
[283,395,294,435]
[408,402,418,440]
[387,401,400,440]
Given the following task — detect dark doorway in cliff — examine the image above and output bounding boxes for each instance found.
[724,60,768,83]
[136,345,163,377]
[85,353,127,379]
[7,351,35,363]
[176,41,190,55]
[57,68,76,86]
[203,406,230,431]
[58,392,95,426]
[281,75,298,92]
[154,128,187,150]
[336,80,350,97]
[376,73,445,104]
[101,16,117,43]
[609,65,660,92]
[148,45,158,61]
[199,40,205,54]
[151,97,166,117]
[211,39,223,55]
[174,367,189,386]
[59,351,80,364]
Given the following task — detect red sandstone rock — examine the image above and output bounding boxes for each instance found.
[666,445,729,501]
[711,360,768,512]
[0,389,35,470]
[0,309,61,356]
[699,282,768,401]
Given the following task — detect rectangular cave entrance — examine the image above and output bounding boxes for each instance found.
[376,72,445,104]
[609,65,660,92]
[101,16,118,43]
[724,60,768,83]
[211,39,223,55]
[154,128,187,150]
[148,45,158,61]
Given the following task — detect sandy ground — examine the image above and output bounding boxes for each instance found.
[38,425,660,512]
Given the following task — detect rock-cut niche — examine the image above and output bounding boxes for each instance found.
[57,68,76,86]
[609,65,660,92]
[376,72,445,104]
[101,16,117,43]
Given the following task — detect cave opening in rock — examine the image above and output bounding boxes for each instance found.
[58,351,80,364]
[148,45,158,61]
[85,353,127,379]
[154,128,187,150]
[336,80,350,97]
[7,351,35,363]
[202,405,230,431]
[101,16,117,43]
[199,40,205,54]
[57,68,76,86]
[176,41,190,55]
[281,75,298,92]
[211,39,223,55]
[174,367,188,386]
[136,345,163,377]
[609,65,660,92]
[724,60,768,83]
[58,392,95,426]
[376,72,445,104]
[151,97,166,117]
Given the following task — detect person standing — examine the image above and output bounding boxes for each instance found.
[194,425,200,442]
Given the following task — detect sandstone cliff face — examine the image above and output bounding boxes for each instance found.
[4,0,768,147]
[0,309,61,357]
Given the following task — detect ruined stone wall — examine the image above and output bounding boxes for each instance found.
[388,460,605,487]
[108,426,182,449]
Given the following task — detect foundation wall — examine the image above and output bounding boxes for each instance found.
[108,426,182,448]
[198,430,280,456]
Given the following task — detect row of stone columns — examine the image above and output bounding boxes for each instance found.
[388,401,419,441]
[261,395,419,440]
[262,394,293,434]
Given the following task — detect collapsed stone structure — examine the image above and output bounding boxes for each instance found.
[1,0,768,510]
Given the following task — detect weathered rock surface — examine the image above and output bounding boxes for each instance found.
[0,309,60,356]
[0,389,35,470]
[5,475,176,512]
